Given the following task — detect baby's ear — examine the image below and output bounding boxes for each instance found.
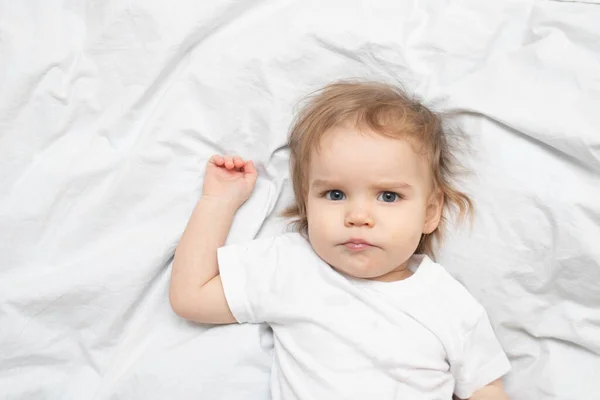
[423,190,444,234]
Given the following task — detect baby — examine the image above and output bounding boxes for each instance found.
[169,81,511,399]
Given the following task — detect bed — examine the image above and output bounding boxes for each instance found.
[1,1,599,399]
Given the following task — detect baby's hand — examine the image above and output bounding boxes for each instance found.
[202,154,258,209]
[469,381,510,400]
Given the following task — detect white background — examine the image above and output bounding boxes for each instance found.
[1,1,599,399]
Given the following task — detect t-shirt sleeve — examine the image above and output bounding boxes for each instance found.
[452,308,511,399]
[217,233,309,325]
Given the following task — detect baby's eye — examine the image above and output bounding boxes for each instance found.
[325,190,346,201]
[377,191,400,203]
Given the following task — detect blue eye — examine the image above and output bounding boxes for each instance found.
[377,191,400,203]
[325,190,346,201]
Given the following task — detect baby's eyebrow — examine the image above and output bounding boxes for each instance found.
[310,179,413,190]
[311,179,337,189]
[372,181,413,190]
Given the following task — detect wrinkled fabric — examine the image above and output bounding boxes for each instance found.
[0,1,598,399]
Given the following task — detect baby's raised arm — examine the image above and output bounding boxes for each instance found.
[455,379,509,400]
[169,155,257,324]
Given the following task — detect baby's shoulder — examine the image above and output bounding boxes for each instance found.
[273,232,317,256]
[418,258,485,325]
[244,231,311,251]
[244,232,323,270]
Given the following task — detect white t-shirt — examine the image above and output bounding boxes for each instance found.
[218,233,510,400]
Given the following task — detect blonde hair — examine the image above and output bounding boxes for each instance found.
[282,80,472,257]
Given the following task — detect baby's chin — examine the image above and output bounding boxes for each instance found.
[326,260,390,280]
[312,244,391,279]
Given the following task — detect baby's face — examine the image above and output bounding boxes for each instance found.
[306,125,440,281]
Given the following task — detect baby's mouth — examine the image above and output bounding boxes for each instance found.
[341,239,376,251]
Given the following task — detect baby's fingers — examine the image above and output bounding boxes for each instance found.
[223,155,235,169]
[233,156,245,169]
[210,154,225,166]
[243,160,257,175]
[209,154,249,172]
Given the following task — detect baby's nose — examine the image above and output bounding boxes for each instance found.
[344,206,374,227]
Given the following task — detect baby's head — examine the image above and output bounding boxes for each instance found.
[283,81,472,281]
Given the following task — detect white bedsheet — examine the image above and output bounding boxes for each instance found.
[1,1,599,399]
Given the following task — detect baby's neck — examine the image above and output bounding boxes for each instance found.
[370,262,414,282]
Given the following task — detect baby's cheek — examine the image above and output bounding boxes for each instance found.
[386,218,422,250]
[407,221,424,246]
[311,208,336,232]
[307,215,331,249]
